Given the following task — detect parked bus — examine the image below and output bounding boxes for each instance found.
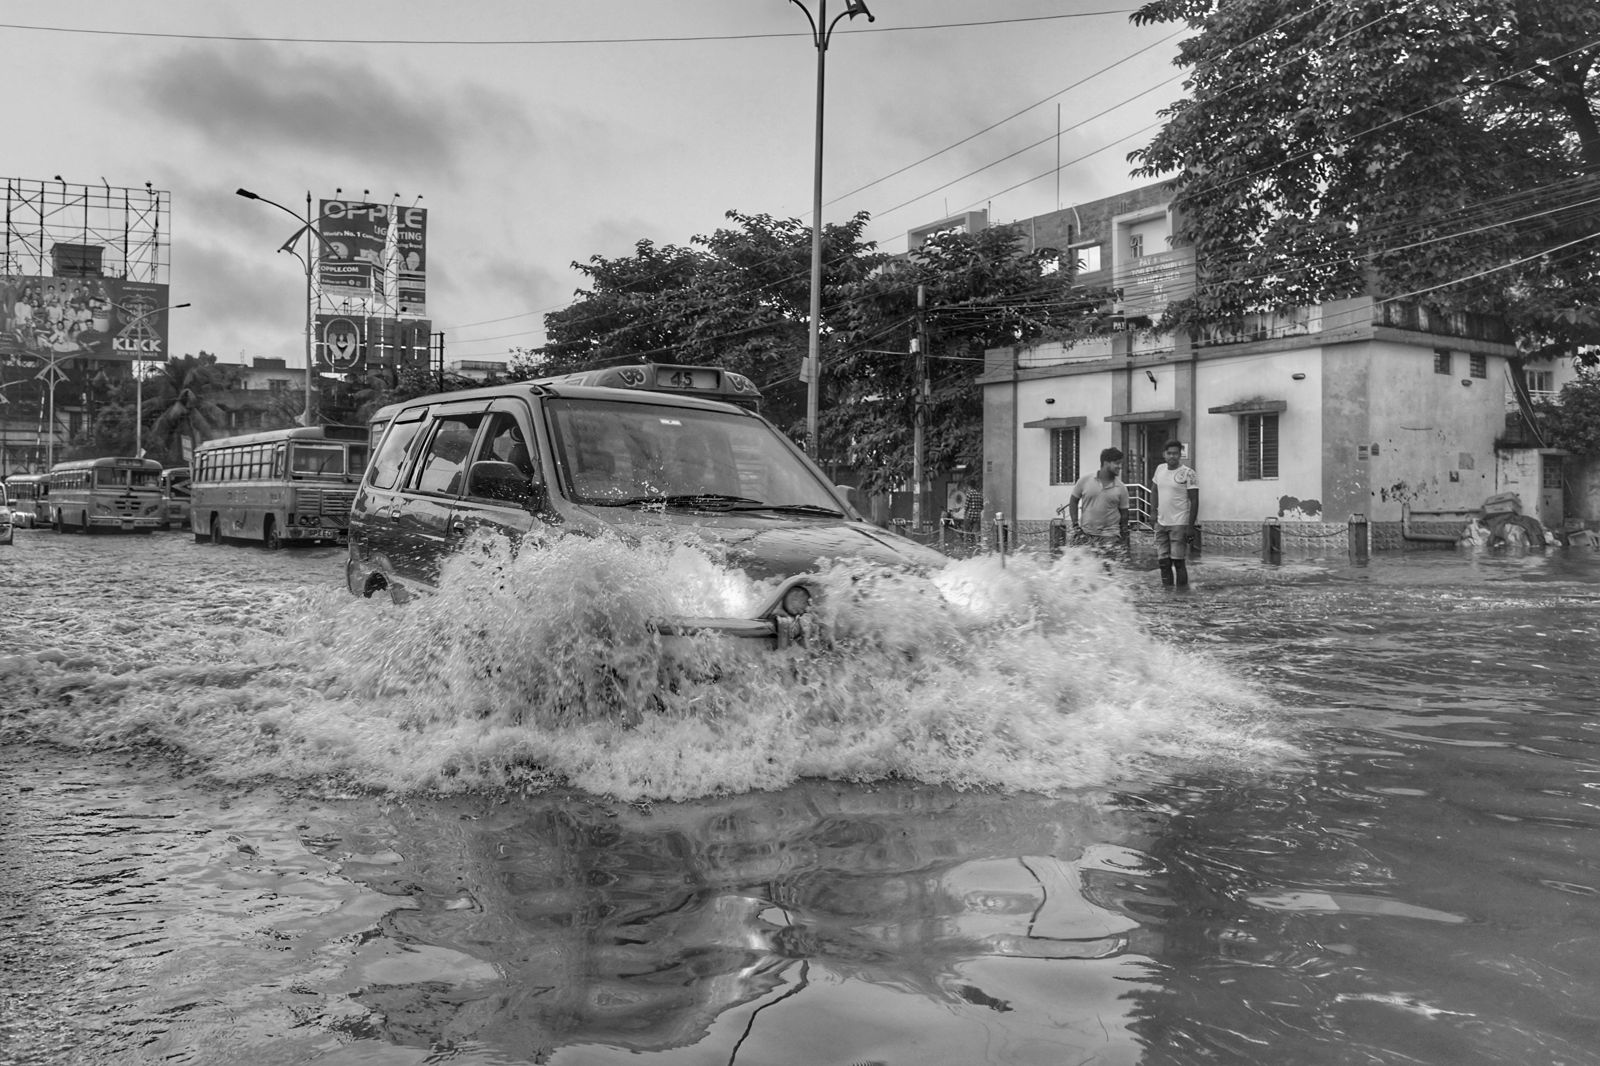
[159,467,191,531]
[191,425,370,548]
[44,457,165,533]
[3,473,48,528]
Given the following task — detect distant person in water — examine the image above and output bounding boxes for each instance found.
[1068,447,1129,559]
[1151,441,1199,587]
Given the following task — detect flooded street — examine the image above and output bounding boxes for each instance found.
[3,529,1600,1065]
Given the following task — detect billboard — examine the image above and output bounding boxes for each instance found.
[0,275,173,363]
[394,206,427,315]
[316,313,365,372]
[316,200,387,294]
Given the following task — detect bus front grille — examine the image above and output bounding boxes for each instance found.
[299,487,357,522]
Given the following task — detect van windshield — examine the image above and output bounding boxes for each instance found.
[547,398,838,511]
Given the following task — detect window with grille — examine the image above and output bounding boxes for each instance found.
[1239,413,1279,480]
[1524,369,1554,394]
[1470,353,1487,378]
[1049,428,1080,485]
[1542,455,1563,490]
[1433,349,1451,374]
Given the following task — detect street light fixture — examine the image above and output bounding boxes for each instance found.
[236,188,334,426]
[788,0,873,458]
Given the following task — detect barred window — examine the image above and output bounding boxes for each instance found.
[1049,427,1080,485]
[1542,455,1563,490]
[1239,413,1279,480]
[1433,349,1451,374]
[1470,353,1487,378]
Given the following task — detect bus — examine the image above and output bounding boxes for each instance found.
[159,467,191,531]
[3,473,48,529]
[44,457,165,533]
[191,425,370,548]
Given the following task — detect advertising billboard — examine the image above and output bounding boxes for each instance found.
[316,313,365,372]
[394,206,427,315]
[0,275,173,363]
[316,200,387,294]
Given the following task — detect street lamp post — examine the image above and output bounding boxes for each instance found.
[236,188,330,427]
[111,300,190,457]
[788,0,873,458]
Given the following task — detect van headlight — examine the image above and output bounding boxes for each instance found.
[780,583,813,617]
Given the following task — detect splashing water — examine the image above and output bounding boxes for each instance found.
[1,534,1292,800]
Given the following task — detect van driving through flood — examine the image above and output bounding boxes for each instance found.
[347,366,944,649]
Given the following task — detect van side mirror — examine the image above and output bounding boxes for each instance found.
[467,460,544,508]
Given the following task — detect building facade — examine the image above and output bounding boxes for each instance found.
[978,185,1586,555]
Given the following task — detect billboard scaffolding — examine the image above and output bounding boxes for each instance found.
[0,177,172,472]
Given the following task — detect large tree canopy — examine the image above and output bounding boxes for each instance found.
[520,211,881,440]
[520,213,1111,487]
[1129,0,1600,359]
[831,224,1115,494]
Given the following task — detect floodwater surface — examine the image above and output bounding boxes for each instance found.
[2,530,1598,1065]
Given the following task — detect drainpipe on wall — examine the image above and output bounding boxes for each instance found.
[1011,348,1020,549]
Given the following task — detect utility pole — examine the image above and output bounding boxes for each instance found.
[912,283,928,532]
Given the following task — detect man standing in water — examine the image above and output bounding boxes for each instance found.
[1068,447,1130,558]
[1151,440,1199,587]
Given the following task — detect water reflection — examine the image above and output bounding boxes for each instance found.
[311,783,1162,1059]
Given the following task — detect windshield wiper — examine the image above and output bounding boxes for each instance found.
[585,493,765,510]
[727,502,845,517]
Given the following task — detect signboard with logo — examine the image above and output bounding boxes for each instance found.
[316,200,387,294]
[394,206,427,315]
[0,275,173,363]
[317,314,365,372]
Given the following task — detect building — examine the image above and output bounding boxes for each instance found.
[446,358,508,382]
[977,184,1588,555]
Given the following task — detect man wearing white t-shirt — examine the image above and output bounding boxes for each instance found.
[1151,440,1199,587]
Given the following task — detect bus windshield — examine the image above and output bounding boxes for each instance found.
[96,467,160,490]
[289,442,353,477]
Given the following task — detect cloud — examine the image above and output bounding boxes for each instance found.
[119,43,538,184]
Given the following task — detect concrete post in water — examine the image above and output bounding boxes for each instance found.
[1262,517,1283,565]
[1348,512,1369,564]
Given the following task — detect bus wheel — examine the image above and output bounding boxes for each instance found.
[211,518,225,545]
[263,518,282,551]
[50,511,61,533]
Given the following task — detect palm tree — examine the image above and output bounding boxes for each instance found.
[146,354,227,463]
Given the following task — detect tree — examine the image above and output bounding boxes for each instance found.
[145,353,228,462]
[1128,0,1600,361]
[831,224,1116,495]
[524,211,881,440]
[1540,370,1600,454]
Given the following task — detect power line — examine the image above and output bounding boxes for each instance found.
[0,11,1137,47]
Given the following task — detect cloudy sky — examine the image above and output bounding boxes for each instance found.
[6,1,1186,370]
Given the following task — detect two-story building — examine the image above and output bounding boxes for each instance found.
[976,184,1586,556]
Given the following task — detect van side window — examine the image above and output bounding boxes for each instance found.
[478,412,539,481]
[369,417,427,490]
[411,414,483,496]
